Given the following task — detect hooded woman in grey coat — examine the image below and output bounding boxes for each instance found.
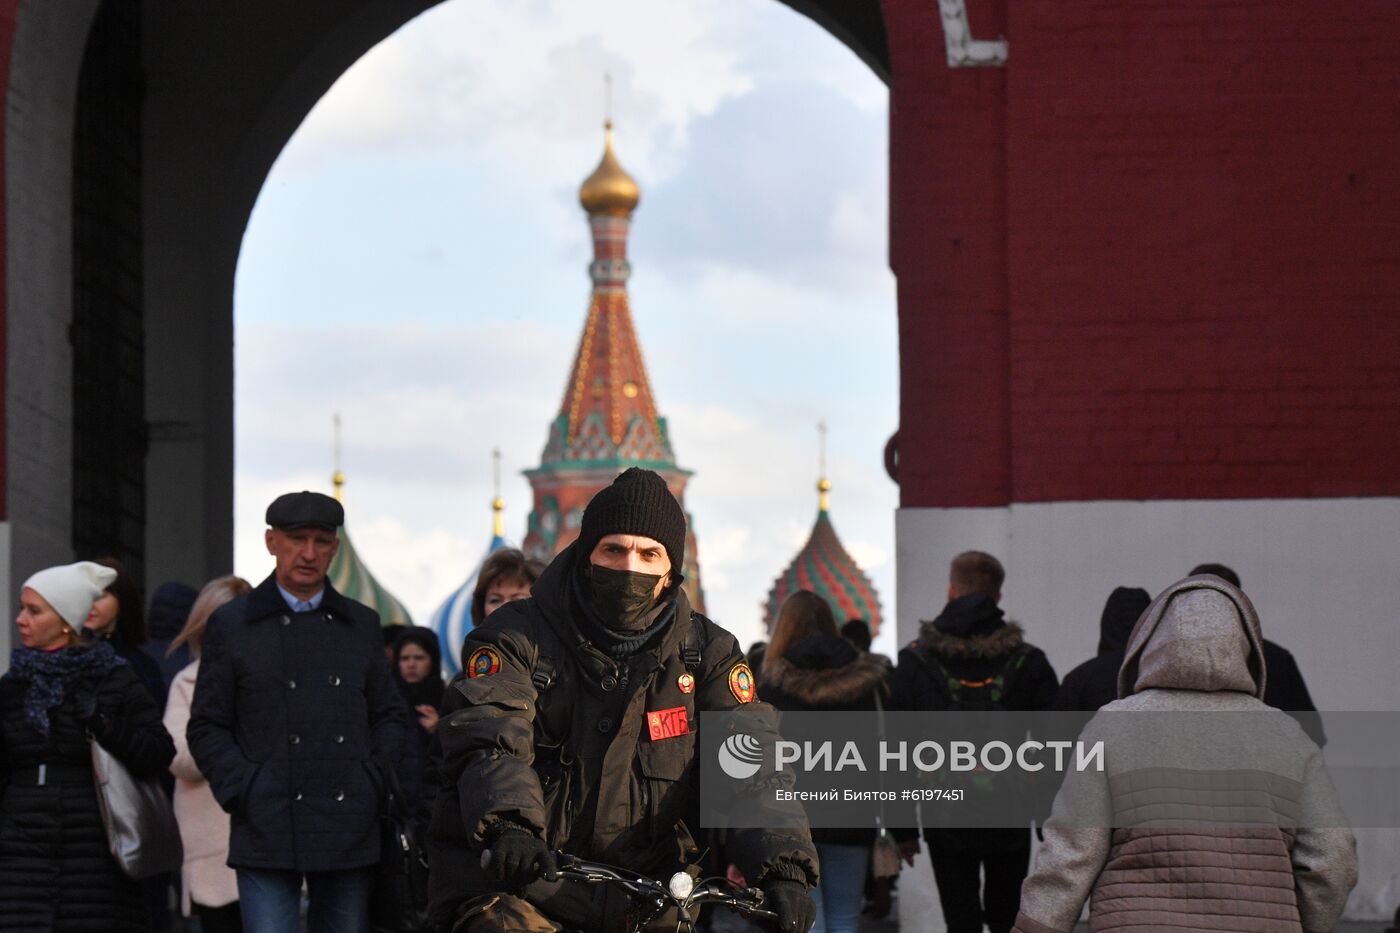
[1013,575,1356,933]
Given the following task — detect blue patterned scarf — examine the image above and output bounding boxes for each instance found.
[9,640,125,737]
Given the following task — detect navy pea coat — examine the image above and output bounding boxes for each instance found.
[188,574,407,872]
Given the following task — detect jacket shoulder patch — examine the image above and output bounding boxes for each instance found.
[466,646,503,678]
[728,663,756,703]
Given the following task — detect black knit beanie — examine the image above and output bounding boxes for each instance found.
[578,468,687,570]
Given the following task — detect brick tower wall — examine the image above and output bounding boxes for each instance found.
[885,0,1400,508]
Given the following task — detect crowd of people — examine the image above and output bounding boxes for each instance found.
[0,468,1361,933]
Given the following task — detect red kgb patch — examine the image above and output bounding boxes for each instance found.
[466,646,502,678]
[647,706,689,741]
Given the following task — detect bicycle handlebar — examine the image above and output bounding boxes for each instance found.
[479,848,778,925]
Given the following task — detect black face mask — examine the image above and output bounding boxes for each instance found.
[589,564,665,631]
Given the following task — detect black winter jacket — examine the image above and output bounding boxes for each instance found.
[1259,640,1326,745]
[1053,587,1150,714]
[891,594,1059,851]
[0,653,175,932]
[188,574,407,872]
[428,544,818,929]
[760,634,889,846]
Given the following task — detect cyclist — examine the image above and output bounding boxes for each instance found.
[429,468,818,933]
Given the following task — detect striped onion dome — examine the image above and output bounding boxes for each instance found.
[764,481,882,635]
[328,526,413,627]
[430,532,509,678]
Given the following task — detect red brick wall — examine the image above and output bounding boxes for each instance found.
[886,0,1011,508]
[885,0,1400,507]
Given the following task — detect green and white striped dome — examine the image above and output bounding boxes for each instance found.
[328,526,412,628]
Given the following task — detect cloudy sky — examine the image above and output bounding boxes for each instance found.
[232,0,897,654]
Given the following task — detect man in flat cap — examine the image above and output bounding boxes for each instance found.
[189,491,406,933]
[428,467,819,933]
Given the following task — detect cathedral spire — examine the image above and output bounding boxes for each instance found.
[549,120,669,455]
[524,118,704,613]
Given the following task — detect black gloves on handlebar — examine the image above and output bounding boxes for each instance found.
[762,880,815,933]
[481,823,558,888]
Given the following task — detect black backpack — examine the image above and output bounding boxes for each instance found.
[916,642,1032,712]
[911,642,1040,822]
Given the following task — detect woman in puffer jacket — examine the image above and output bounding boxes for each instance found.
[1013,575,1357,933]
[760,590,889,933]
[0,561,176,932]
[163,575,251,933]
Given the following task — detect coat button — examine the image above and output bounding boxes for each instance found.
[334,790,345,802]
[597,717,613,733]
[281,615,291,626]
[289,734,301,745]
[334,735,344,744]
[324,612,333,622]
[601,675,617,691]
[328,675,341,686]
[287,680,296,690]
[294,792,303,801]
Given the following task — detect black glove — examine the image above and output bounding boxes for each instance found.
[72,691,114,741]
[762,880,815,933]
[481,825,554,888]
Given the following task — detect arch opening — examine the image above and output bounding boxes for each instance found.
[228,0,897,653]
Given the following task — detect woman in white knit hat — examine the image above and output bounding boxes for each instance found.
[0,561,176,931]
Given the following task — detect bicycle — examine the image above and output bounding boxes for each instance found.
[480,849,779,933]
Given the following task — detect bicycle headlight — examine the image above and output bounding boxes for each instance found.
[668,872,695,900]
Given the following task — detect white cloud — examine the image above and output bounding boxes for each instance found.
[274,0,757,180]
[828,190,883,257]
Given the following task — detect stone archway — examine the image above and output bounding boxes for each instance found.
[1,0,888,604]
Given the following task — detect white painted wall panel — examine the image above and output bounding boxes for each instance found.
[895,498,1400,926]
[898,498,1400,710]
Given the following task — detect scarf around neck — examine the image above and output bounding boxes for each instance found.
[9,640,124,737]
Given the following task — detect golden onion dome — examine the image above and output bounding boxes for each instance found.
[579,121,640,217]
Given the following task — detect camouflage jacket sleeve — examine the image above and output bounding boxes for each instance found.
[439,610,546,843]
[697,621,820,888]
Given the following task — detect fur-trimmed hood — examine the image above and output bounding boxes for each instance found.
[915,619,1026,660]
[761,635,889,707]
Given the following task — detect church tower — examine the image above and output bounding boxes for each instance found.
[523,122,705,611]
[765,424,881,635]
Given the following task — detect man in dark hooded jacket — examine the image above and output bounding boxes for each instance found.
[429,468,819,933]
[1190,563,1326,746]
[890,551,1058,933]
[1053,587,1151,713]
